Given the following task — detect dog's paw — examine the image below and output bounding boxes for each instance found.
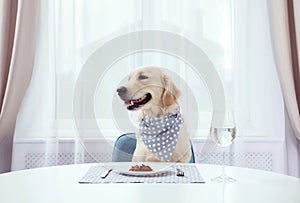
[132,155,147,162]
[145,154,162,162]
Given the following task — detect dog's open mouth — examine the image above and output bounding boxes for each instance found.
[125,93,152,110]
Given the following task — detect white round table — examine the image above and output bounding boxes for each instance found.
[0,163,299,203]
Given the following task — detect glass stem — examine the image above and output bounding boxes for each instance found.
[222,149,225,176]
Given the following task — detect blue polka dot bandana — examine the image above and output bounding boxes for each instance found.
[139,109,183,161]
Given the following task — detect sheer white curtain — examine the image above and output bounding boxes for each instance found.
[12,0,143,170]
[12,0,284,172]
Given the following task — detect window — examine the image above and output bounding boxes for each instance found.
[14,0,284,141]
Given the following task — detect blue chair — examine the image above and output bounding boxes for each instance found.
[112,133,195,163]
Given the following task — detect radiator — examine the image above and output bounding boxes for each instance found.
[13,140,284,173]
[24,151,272,171]
[196,152,273,171]
[24,152,112,169]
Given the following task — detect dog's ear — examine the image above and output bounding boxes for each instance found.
[161,74,180,107]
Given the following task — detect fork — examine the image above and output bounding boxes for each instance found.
[176,168,185,176]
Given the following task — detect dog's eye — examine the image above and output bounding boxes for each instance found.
[138,75,148,80]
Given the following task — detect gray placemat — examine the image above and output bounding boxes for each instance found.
[79,164,205,184]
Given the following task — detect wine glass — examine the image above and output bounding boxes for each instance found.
[210,109,236,183]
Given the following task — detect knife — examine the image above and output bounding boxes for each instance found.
[100,168,112,178]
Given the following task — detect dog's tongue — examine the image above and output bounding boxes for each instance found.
[124,95,147,107]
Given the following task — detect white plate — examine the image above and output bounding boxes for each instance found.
[113,162,172,176]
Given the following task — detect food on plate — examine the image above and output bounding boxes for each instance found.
[129,164,153,171]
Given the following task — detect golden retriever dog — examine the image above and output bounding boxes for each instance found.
[117,67,191,163]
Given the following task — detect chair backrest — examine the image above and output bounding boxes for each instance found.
[112,133,136,162]
[112,133,195,163]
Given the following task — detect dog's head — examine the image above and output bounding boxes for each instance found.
[117,67,180,111]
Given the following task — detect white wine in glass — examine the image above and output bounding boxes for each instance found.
[210,110,236,183]
[210,126,236,147]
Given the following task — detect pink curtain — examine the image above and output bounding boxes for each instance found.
[0,0,39,173]
[269,0,300,176]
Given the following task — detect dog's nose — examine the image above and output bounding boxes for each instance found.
[117,86,127,96]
